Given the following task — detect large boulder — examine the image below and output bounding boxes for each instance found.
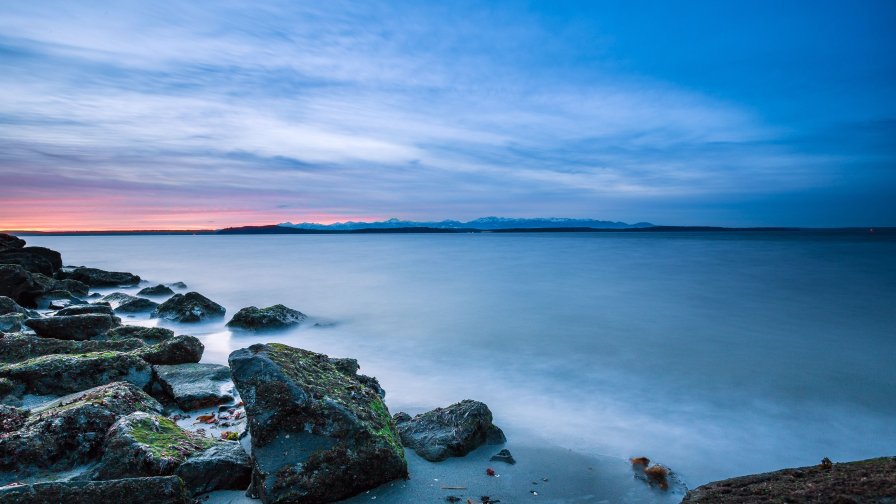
[0,476,190,504]
[31,272,89,296]
[54,303,114,317]
[138,284,175,297]
[88,412,217,480]
[681,457,896,503]
[101,292,159,313]
[0,233,25,251]
[0,247,62,276]
[226,304,306,330]
[153,363,231,411]
[392,400,506,462]
[0,382,162,472]
[175,441,252,496]
[0,265,42,308]
[37,289,87,310]
[25,313,121,340]
[106,325,175,343]
[152,292,225,323]
[0,350,152,395]
[0,296,32,316]
[63,267,141,287]
[0,333,145,364]
[229,343,407,504]
[138,335,204,365]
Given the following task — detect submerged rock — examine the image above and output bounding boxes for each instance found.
[0,333,145,364]
[106,325,175,343]
[393,400,506,462]
[53,303,114,317]
[138,284,175,297]
[25,313,120,341]
[174,441,252,496]
[88,412,217,480]
[681,456,896,503]
[168,281,188,289]
[0,476,190,504]
[229,343,408,504]
[101,292,159,313]
[153,363,231,410]
[226,304,306,330]
[490,448,516,465]
[0,382,162,472]
[62,267,141,287]
[0,265,43,308]
[152,292,225,323]
[138,335,204,365]
[0,350,151,395]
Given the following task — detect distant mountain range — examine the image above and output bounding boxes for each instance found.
[278,217,654,230]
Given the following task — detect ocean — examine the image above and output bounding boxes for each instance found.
[24,231,896,499]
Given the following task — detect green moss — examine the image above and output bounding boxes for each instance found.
[369,397,405,461]
[128,416,215,460]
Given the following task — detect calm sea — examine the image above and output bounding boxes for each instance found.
[25,231,896,491]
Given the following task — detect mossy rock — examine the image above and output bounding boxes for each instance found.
[0,333,145,364]
[24,313,121,341]
[0,350,151,395]
[152,292,225,323]
[226,304,306,330]
[0,475,190,504]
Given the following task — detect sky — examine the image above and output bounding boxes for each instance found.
[1,0,894,230]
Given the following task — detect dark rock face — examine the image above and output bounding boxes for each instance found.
[106,325,175,343]
[0,382,162,472]
[101,292,159,313]
[490,448,516,464]
[0,404,28,433]
[54,303,114,317]
[393,400,506,462]
[38,290,87,310]
[152,292,225,323]
[0,233,26,251]
[229,343,408,504]
[138,335,204,365]
[0,296,31,316]
[138,284,175,297]
[0,247,62,276]
[168,281,188,289]
[681,456,896,503]
[89,412,217,480]
[25,313,121,340]
[0,476,190,504]
[153,363,232,411]
[0,351,152,395]
[0,314,26,333]
[64,267,141,287]
[175,441,252,496]
[31,273,89,297]
[226,304,306,330]
[0,265,43,308]
[0,333,145,364]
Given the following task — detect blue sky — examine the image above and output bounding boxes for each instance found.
[1,0,894,229]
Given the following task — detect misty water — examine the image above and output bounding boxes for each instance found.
[26,232,896,499]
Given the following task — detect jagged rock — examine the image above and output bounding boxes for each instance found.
[101,292,159,313]
[168,282,188,289]
[175,441,252,496]
[0,296,33,316]
[106,325,175,343]
[0,314,26,333]
[63,267,141,287]
[54,303,114,316]
[38,290,87,310]
[329,357,385,398]
[490,448,516,464]
[88,412,217,480]
[0,265,42,308]
[229,343,407,504]
[0,404,27,433]
[0,247,62,275]
[0,476,190,504]
[152,292,225,323]
[0,333,145,364]
[153,363,231,410]
[138,284,175,297]
[0,350,151,395]
[138,336,204,366]
[226,304,306,330]
[31,272,89,296]
[681,456,896,503]
[393,400,506,462]
[0,233,25,251]
[0,382,162,472]
[25,313,120,340]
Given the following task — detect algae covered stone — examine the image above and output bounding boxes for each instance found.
[25,313,121,341]
[229,342,407,504]
[153,362,233,410]
[138,335,204,365]
[226,304,306,330]
[0,333,145,364]
[0,476,190,504]
[152,292,225,323]
[0,350,151,395]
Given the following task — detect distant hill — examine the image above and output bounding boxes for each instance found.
[278,217,653,231]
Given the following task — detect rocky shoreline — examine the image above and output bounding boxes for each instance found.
[1,232,893,503]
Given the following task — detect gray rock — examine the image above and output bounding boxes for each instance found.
[138,336,204,366]
[229,343,407,504]
[168,282,188,289]
[152,292,225,323]
[0,476,190,504]
[226,304,306,330]
[101,292,159,313]
[88,412,218,480]
[0,350,152,395]
[25,313,121,340]
[106,325,175,343]
[0,265,42,308]
[0,382,162,473]
[63,267,141,287]
[175,441,252,496]
[54,303,114,317]
[393,400,506,462]
[0,333,145,364]
[153,363,232,411]
[490,448,516,464]
[138,284,175,297]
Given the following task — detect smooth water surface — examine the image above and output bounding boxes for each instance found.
[26,232,896,489]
